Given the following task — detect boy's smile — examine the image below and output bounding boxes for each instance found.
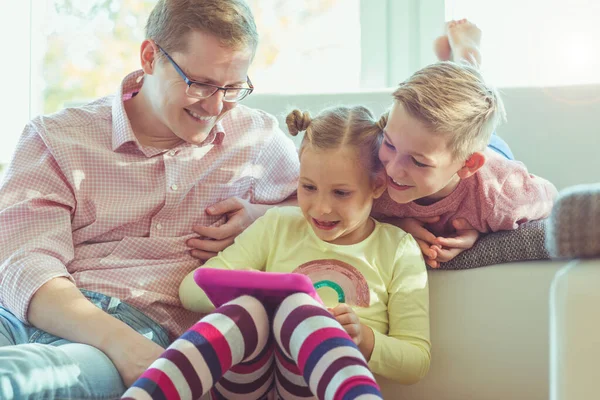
[379,102,465,205]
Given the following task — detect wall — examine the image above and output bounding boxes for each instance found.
[244,83,600,191]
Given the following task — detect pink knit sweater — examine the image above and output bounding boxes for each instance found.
[372,150,558,236]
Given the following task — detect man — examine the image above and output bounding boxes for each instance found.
[0,0,299,398]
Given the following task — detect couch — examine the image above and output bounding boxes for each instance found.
[244,83,600,400]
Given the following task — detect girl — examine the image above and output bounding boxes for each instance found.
[122,106,430,400]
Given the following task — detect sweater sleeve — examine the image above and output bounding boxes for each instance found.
[485,162,558,232]
[178,208,278,312]
[367,233,431,384]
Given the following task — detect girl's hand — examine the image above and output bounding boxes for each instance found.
[329,304,375,360]
[329,304,362,343]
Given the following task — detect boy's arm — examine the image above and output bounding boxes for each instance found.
[367,234,432,384]
[389,216,480,268]
[486,165,558,232]
[179,208,277,312]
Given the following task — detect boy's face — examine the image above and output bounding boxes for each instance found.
[298,146,385,245]
[144,30,253,145]
[379,102,466,205]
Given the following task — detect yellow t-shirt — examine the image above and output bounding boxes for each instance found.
[179,206,430,384]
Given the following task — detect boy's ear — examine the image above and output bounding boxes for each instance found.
[372,169,388,199]
[457,151,486,179]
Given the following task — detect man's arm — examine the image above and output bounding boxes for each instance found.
[28,278,164,387]
[1,124,162,387]
[188,116,300,261]
[187,194,297,260]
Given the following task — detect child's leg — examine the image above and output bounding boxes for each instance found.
[272,293,382,400]
[121,295,273,400]
[212,342,275,399]
[434,19,482,67]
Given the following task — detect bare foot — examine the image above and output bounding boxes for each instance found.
[433,19,482,67]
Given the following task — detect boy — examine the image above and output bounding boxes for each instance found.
[374,20,557,267]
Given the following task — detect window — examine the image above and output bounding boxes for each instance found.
[1,0,370,171]
[442,0,600,87]
[31,0,362,116]
[2,0,598,173]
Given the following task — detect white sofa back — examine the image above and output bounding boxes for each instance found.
[245,83,600,191]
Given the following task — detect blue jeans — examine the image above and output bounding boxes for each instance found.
[0,289,170,400]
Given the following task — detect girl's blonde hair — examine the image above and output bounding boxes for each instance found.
[391,61,506,161]
[285,106,385,178]
[146,0,258,55]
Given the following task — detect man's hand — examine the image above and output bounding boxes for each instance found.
[329,303,374,360]
[430,218,480,268]
[187,197,268,261]
[101,327,165,387]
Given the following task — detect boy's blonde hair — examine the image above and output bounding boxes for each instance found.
[392,61,506,161]
[146,0,258,54]
[286,106,385,177]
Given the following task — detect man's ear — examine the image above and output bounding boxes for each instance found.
[372,169,388,199]
[457,151,486,179]
[140,39,158,75]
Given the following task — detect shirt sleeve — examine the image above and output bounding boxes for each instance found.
[485,162,559,232]
[251,115,299,204]
[367,233,432,384]
[0,122,77,323]
[179,208,278,312]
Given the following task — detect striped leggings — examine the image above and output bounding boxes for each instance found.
[122,293,382,400]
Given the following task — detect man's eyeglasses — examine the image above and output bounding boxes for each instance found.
[155,43,254,103]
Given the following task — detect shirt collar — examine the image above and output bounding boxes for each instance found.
[111,70,226,155]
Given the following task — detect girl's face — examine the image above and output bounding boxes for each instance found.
[298,145,386,245]
[378,102,466,205]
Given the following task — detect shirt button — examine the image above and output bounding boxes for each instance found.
[171,184,178,191]
[169,150,177,156]
[156,223,162,230]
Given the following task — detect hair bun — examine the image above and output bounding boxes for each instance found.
[286,109,312,136]
[376,112,388,131]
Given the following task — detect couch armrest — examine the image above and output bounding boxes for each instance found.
[550,259,600,400]
[546,183,600,258]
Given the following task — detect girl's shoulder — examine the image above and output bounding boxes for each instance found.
[372,219,415,247]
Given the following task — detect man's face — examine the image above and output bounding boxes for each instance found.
[378,102,465,205]
[146,31,253,146]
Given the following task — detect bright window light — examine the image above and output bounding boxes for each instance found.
[445,0,600,87]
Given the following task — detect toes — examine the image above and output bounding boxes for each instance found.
[433,35,452,61]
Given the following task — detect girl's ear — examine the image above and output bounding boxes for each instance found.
[457,151,486,179]
[372,169,388,199]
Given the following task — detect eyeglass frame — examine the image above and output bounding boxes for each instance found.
[153,42,254,103]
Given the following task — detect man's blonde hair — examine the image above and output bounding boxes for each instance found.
[146,0,258,54]
[392,61,506,161]
[286,106,385,178]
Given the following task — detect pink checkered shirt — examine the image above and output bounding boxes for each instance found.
[0,70,299,339]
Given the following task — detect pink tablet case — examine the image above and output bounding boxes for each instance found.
[194,268,322,309]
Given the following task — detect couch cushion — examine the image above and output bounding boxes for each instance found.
[546,183,600,259]
[438,220,549,270]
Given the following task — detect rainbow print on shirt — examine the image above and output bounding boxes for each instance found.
[293,259,370,308]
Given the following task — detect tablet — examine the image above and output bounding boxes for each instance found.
[194,268,323,309]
